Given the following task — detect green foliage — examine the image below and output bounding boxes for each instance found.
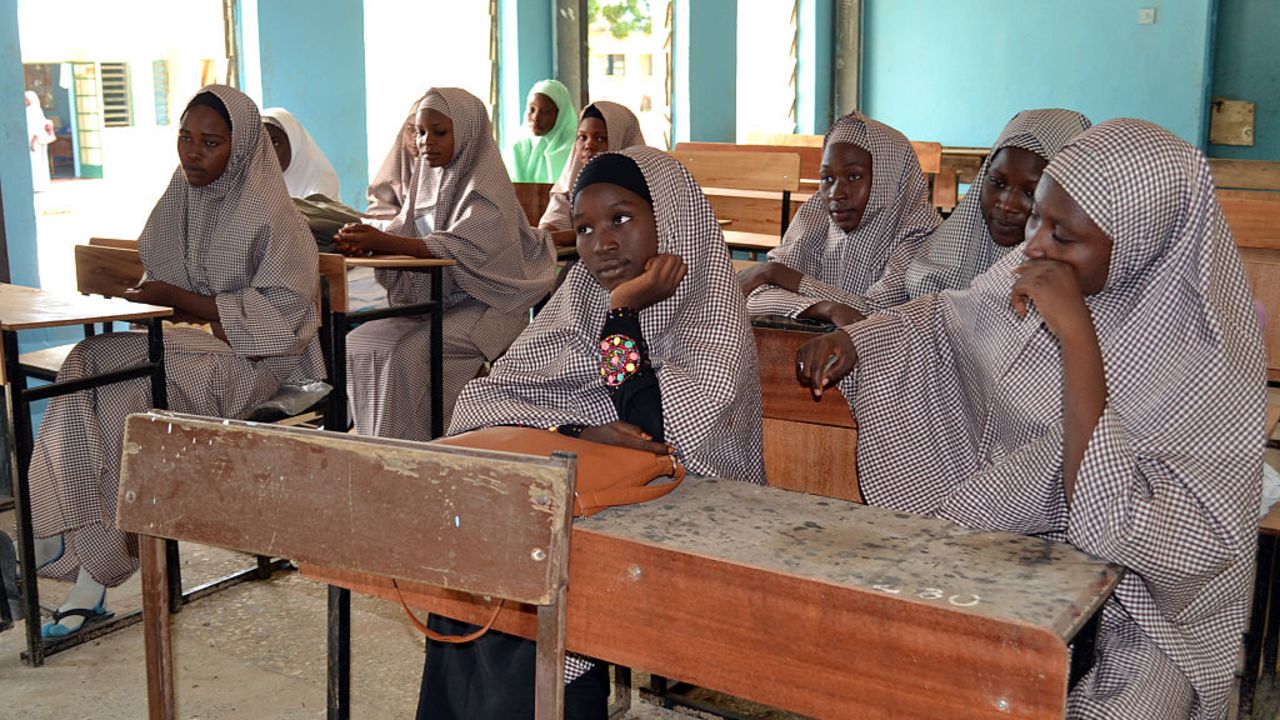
[587,0,653,39]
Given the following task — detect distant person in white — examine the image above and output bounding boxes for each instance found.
[26,90,55,192]
[262,107,340,200]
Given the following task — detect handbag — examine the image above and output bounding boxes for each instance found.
[434,426,685,519]
[392,426,685,644]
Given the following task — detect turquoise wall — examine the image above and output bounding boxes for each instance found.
[861,0,1216,148]
[796,0,834,134]
[1209,0,1280,160]
[1,0,39,287]
[499,0,554,152]
[255,0,368,208]
[673,0,736,142]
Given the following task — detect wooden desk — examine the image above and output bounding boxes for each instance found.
[723,230,781,259]
[306,477,1121,719]
[703,188,813,236]
[0,283,172,665]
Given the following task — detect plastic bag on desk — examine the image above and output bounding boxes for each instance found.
[242,380,333,423]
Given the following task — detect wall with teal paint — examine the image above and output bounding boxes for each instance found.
[1209,0,1280,160]
[255,0,368,209]
[861,0,1215,148]
[499,0,554,152]
[673,0,736,142]
[1,0,40,287]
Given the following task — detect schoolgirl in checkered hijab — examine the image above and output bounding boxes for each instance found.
[30,84,322,596]
[346,88,555,439]
[450,145,766,486]
[746,111,940,317]
[366,95,423,219]
[849,109,1091,313]
[841,119,1264,718]
[539,101,647,232]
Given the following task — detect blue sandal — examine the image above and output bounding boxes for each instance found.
[41,598,113,638]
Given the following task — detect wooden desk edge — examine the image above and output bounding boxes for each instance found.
[342,255,457,268]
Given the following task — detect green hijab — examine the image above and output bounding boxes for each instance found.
[508,79,577,182]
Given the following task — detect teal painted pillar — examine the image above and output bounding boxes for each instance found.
[1,0,39,287]
[499,0,555,151]
[797,0,834,134]
[673,0,736,142]
[252,0,369,209]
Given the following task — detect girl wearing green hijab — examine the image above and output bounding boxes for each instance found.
[506,79,577,182]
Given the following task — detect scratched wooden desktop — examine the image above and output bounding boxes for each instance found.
[304,476,1120,719]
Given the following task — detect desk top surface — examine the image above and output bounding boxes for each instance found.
[578,476,1121,641]
[722,230,781,251]
[0,283,172,331]
[342,255,456,268]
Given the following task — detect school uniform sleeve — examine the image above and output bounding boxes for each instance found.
[601,309,664,443]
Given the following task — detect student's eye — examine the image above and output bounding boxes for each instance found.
[204,140,220,148]
[820,174,833,184]
[1052,232,1073,245]
[613,213,632,226]
[990,177,1005,188]
[575,224,592,236]
[847,173,862,182]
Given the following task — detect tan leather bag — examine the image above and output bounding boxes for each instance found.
[434,426,685,518]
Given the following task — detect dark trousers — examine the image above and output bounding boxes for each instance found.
[416,614,609,719]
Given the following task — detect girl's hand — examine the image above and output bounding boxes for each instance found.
[610,254,687,310]
[123,280,176,307]
[336,223,393,256]
[801,301,864,327]
[1010,259,1093,339]
[578,420,673,455]
[737,261,802,296]
[795,331,857,399]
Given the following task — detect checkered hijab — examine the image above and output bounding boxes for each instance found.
[540,101,648,230]
[766,111,940,296]
[450,146,766,485]
[365,95,423,219]
[848,119,1264,717]
[895,109,1092,300]
[376,88,555,315]
[138,84,320,381]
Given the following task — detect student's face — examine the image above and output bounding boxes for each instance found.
[819,142,873,233]
[264,122,292,172]
[1023,174,1114,295]
[402,116,420,159]
[526,93,559,136]
[573,182,658,291]
[178,105,232,187]
[980,146,1047,248]
[416,108,455,167]
[575,117,608,163]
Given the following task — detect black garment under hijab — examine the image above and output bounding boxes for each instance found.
[184,91,232,129]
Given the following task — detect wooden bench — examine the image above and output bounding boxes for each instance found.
[117,411,575,720]
[1225,189,1280,383]
[669,149,801,238]
[308,472,1122,719]
[745,132,955,211]
[751,319,860,502]
[514,182,553,226]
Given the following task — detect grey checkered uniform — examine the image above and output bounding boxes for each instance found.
[347,88,556,440]
[450,146,767,682]
[539,101,647,232]
[849,109,1091,313]
[365,95,424,220]
[746,111,940,317]
[842,119,1265,719]
[30,84,324,587]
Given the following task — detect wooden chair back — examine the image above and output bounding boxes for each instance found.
[515,182,554,226]
[670,149,801,194]
[89,237,139,249]
[675,141,824,184]
[1221,190,1280,250]
[1210,159,1280,191]
[117,412,576,720]
[752,324,860,502]
[317,252,349,314]
[75,244,144,298]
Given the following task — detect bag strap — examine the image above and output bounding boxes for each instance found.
[391,578,504,644]
[575,457,686,516]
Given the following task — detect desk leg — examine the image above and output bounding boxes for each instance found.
[329,313,349,432]
[140,535,176,720]
[145,318,182,614]
[327,585,351,720]
[4,330,43,666]
[430,268,443,439]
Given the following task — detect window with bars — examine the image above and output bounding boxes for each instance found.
[152,60,170,126]
[100,62,133,128]
[605,54,626,76]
